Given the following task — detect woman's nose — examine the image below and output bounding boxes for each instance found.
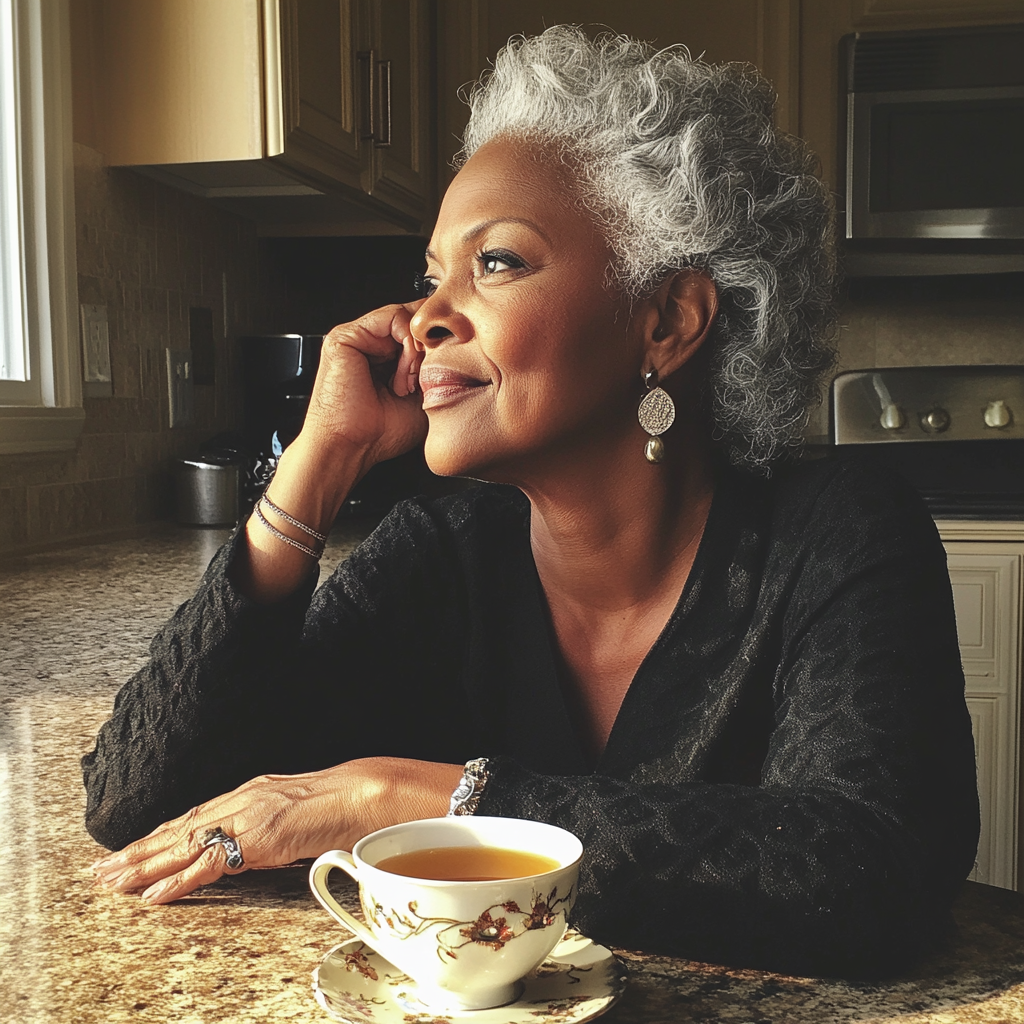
[409,298,453,350]
[410,289,467,350]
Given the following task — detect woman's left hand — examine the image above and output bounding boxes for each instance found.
[90,757,463,904]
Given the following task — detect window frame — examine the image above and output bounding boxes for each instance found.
[0,0,82,454]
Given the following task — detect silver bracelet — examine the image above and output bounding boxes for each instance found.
[253,501,322,560]
[448,757,490,816]
[260,493,327,544]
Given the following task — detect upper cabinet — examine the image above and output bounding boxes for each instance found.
[94,0,435,234]
[363,0,434,217]
[272,0,433,218]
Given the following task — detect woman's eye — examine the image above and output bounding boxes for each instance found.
[420,276,438,297]
[478,250,524,276]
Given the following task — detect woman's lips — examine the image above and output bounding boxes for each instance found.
[417,366,490,410]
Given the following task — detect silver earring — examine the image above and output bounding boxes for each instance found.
[638,369,675,463]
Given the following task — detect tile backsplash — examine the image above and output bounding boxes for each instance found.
[0,145,282,556]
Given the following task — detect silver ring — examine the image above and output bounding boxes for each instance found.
[199,826,244,870]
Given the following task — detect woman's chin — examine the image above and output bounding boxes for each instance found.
[424,439,483,480]
[423,430,504,482]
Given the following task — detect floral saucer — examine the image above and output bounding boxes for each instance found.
[312,929,627,1024]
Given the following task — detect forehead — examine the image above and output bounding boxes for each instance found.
[430,137,597,247]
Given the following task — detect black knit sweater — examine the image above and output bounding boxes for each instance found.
[82,454,979,977]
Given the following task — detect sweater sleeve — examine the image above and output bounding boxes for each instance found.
[82,499,475,851]
[476,465,980,978]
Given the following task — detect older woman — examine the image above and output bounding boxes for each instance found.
[85,28,978,977]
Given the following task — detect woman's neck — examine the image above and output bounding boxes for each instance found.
[522,426,716,614]
[510,424,717,765]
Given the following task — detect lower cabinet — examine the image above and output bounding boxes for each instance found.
[941,534,1023,891]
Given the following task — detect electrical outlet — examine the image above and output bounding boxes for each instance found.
[80,304,111,382]
[166,347,195,428]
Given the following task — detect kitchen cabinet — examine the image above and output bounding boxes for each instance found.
[95,0,434,233]
[940,525,1024,891]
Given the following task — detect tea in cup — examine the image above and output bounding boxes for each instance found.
[308,816,583,1010]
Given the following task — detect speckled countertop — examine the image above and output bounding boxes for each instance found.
[2,525,1024,1024]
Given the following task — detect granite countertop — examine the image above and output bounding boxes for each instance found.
[2,525,1024,1023]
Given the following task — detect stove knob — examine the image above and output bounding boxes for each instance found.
[984,400,1012,429]
[920,407,951,433]
[879,403,906,430]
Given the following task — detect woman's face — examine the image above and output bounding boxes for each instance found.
[411,137,642,481]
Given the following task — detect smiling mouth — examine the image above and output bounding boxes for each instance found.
[418,368,491,410]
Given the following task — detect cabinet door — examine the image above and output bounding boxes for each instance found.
[945,549,1021,890]
[364,0,435,224]
[273,0,366,192]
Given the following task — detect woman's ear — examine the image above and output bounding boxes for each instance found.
[643,271,718,379]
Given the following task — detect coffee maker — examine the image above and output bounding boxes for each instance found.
[240,333,323,459]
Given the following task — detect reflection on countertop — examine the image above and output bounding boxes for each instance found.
[2,524,1024,1024]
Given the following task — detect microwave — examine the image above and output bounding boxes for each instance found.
[844,25,1024,240]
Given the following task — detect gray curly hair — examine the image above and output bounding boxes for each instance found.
[459,26,837,471]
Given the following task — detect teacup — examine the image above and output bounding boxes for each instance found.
[308,816,583,1010]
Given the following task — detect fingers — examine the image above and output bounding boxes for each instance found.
[321,302,425,400]
[93,829,247,903]
[94,828,211,893]
[92,805,251,902]
[92,815,191,873]
[393,330,423,399]
[329,300,424,363]
[139,846,232,905]
[390,301,425,399]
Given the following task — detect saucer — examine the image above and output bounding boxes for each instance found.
[312,929,627,1024]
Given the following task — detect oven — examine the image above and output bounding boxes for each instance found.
[833,366,1024,892]
[831,366,1024,519]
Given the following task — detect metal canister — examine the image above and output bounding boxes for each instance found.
[174,456,241,526]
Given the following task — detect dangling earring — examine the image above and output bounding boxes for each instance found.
[638,369,675,463]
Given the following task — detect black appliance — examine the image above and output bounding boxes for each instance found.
[844,24,1024,240]
[832,365,1024,519]
[240,333,323,458]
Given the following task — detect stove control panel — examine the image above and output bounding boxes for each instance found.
[834,367,1024,444]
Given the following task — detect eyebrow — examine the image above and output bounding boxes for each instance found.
[424,217,552,262]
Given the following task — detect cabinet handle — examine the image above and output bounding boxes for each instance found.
[376,59,392,148]
[359,49,377,142]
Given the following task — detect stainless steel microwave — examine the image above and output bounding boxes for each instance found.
[844,25,1024,240]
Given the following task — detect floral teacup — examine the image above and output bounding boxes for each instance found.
[309,816,583,1010]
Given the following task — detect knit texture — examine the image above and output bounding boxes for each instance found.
[82,454,979,977]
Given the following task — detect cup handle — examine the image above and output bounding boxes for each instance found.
[309,850,376,945]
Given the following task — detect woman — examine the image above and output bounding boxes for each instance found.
[85,28,978,977]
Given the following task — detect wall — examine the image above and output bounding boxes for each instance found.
[0,147,278,555]
[4,2,1023,555]
[839,277,1024,373]
[0,0,284,556]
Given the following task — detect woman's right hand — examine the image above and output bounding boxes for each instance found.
[233,301,427,603]
[300,301,427,469]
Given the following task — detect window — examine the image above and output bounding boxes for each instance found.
[0,0,82,453]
